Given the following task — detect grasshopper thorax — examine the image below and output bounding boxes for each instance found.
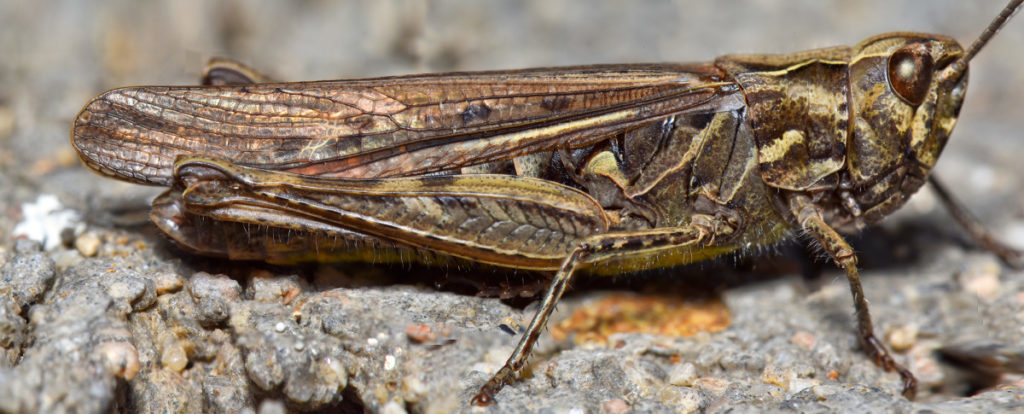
[842,33,966,226]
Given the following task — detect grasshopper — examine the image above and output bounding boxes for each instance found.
[70,0,1023,405]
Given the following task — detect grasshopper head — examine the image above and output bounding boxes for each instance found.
[843,33,967,225]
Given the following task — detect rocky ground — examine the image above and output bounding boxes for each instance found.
[1,1,1023,413]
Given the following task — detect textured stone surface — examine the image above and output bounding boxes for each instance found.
[1,1,1023,412]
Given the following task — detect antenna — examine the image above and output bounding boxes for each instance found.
[940,0,1023,82]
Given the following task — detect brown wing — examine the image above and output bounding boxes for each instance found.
[72,63,738,185]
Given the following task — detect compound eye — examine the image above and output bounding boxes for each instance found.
[887,42,934,106]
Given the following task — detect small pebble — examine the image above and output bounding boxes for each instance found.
[401,374,427,402]
[761,365,791,389]
[910,340,945,387]
[887,324,918,352]
[96,341,140,380]
[657,386,702,413]
[693,377,730,395]
[188,272,241,301]
[257,400,287,414]
[74,232,101,257]
[154,272,184,294]
[790,331,816,350]
[281,287,301,305]
[318,357,347,390]
[668,362,698,386]
[380,401,407,414]
[812,384,846,399]
[161,340,189,372]
[105,280,144,305]
[249,272,303,304]
[405,324,436,343]
[789,378,819,393]
[958,260,1001,300]
[602,398,630,414]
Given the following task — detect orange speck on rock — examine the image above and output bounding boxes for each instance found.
[790,331,816,350]
[550,293,730,345]
[406,324,437,343]
[282,287,301,305]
